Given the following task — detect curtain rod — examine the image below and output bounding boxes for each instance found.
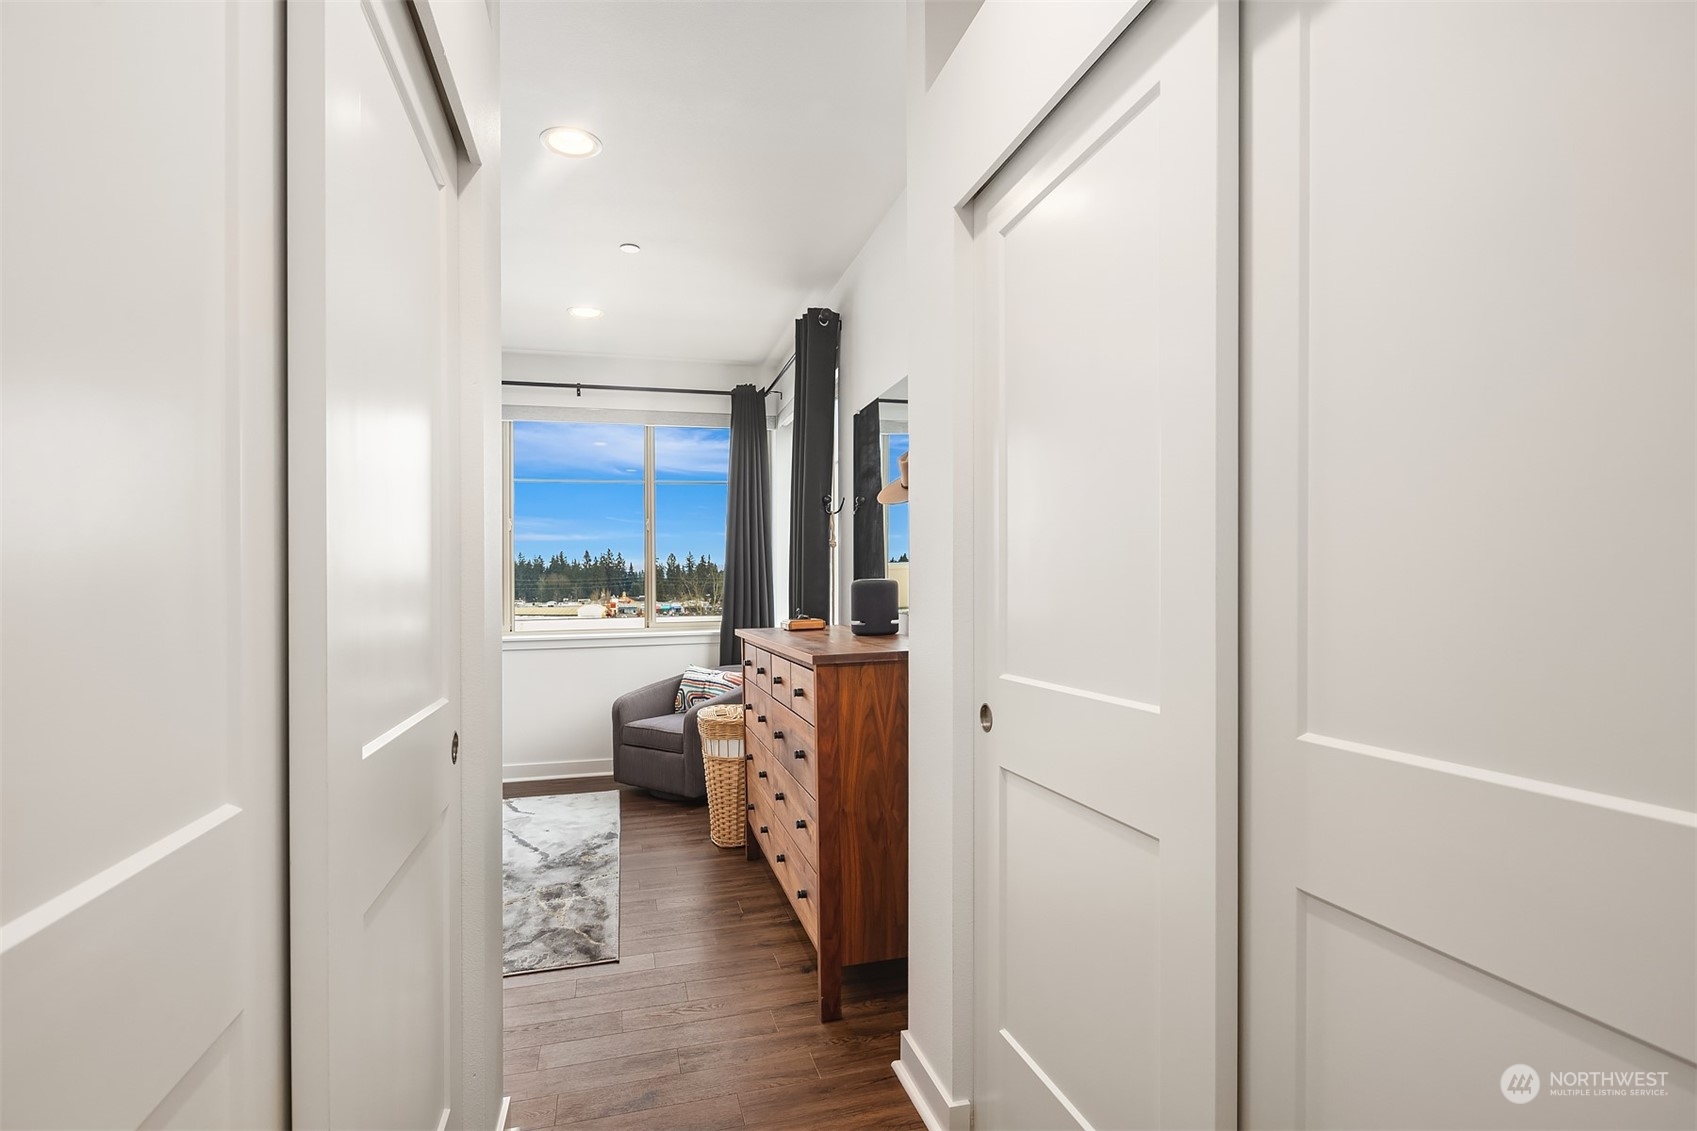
[502,379,754,397]
[762,352,796,396]
[502,352,798,399]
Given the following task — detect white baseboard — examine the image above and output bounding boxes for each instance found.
[894,1031,971,1131]
[495,1095,510,1131]
[502,758,612,783]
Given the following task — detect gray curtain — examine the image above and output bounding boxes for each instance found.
[720,384,774,664]
[787,308,840,619]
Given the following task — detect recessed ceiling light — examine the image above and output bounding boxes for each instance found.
[568,306,603,319]
[619,243,641,254]
[541,126,602,158]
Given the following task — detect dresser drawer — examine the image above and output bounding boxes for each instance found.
[774,829,820,944]
[764,752,818,866]
[783,660,816,724]
[765,700,817,799]
[749,647,777,696]
[745,685,781,752]
[766,655,793,700]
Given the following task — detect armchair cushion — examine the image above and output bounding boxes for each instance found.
[622,713,686,754]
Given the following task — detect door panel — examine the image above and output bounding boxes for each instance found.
[0,2,287,1128]
[289,1,462,1127]
[1241,2,1697,1127]
[972,2,1239,1127]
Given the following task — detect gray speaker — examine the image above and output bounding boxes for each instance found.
[850,578,900,636]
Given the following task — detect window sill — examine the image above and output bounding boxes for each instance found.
[502,628,721,653]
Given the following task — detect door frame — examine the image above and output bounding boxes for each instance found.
[900,3,1175,1129]
[284,1,503,1127]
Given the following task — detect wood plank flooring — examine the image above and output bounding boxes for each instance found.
[503,777,924,1130]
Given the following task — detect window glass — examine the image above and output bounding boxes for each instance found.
[654,427,730,625]
[511,421,646,631]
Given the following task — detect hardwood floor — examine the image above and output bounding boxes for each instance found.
[502,777,924,1130]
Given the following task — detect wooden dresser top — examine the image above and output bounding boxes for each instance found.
[736,625,908,666]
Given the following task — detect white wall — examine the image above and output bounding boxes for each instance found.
[830,195,909,619]
[503,636,721,779]
[500,351,756,782]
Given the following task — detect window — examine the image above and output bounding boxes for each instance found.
[505,420,730,633]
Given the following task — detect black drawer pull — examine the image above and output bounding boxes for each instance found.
[756,715,766,723]
[759,825,768,834]
[773,675,784,685]
[756,666,766,675]
[793,750,805,760]
[793,688,805,698]
[795,819,807,830]
[774,792,785,801]
[796,889,808,900]
[744,659,753,667]
[757,770,767,779]
[745,752,753,761]
[746,803,755,812]
[775,853,786,863]
[772,730,784,740]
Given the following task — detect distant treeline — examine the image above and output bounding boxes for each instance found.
[513,549,724,607]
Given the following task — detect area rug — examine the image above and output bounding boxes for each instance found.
[502,791,620,975]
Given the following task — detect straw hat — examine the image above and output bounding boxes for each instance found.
[877,451,909,505]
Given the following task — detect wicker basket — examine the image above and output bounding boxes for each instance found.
[697,704,748,848]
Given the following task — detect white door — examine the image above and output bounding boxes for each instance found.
[1241,2,1696,1128]
[288,1,464,1127]
[971,2,1238,1127]
[1,2,288,1128]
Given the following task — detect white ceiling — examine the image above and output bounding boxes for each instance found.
[501,1,907,365]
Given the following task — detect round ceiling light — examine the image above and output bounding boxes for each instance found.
[568,306,603,319]
[540,126,602,158]
[618,242,641,254]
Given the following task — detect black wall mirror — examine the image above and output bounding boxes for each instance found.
[851,378,909,610]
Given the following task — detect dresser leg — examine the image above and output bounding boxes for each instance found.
[818,960,842,1022]
[745,831,758,862]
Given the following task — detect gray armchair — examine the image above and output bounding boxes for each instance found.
[611,666,743,801]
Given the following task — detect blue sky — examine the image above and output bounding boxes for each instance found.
[513,422,730,565]
[886,431,909,561]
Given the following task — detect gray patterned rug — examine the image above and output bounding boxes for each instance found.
[502,791,620,975]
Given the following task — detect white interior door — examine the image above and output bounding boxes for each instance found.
[288,1,464,1127]
[971,2,1238,1127]
[1240,2,1696,1128]
[1,2,288,1128]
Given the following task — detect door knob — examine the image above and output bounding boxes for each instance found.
[450,731,459,765]
[980,704,994,733]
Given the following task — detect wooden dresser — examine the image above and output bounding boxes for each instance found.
[736,627,908,1021]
